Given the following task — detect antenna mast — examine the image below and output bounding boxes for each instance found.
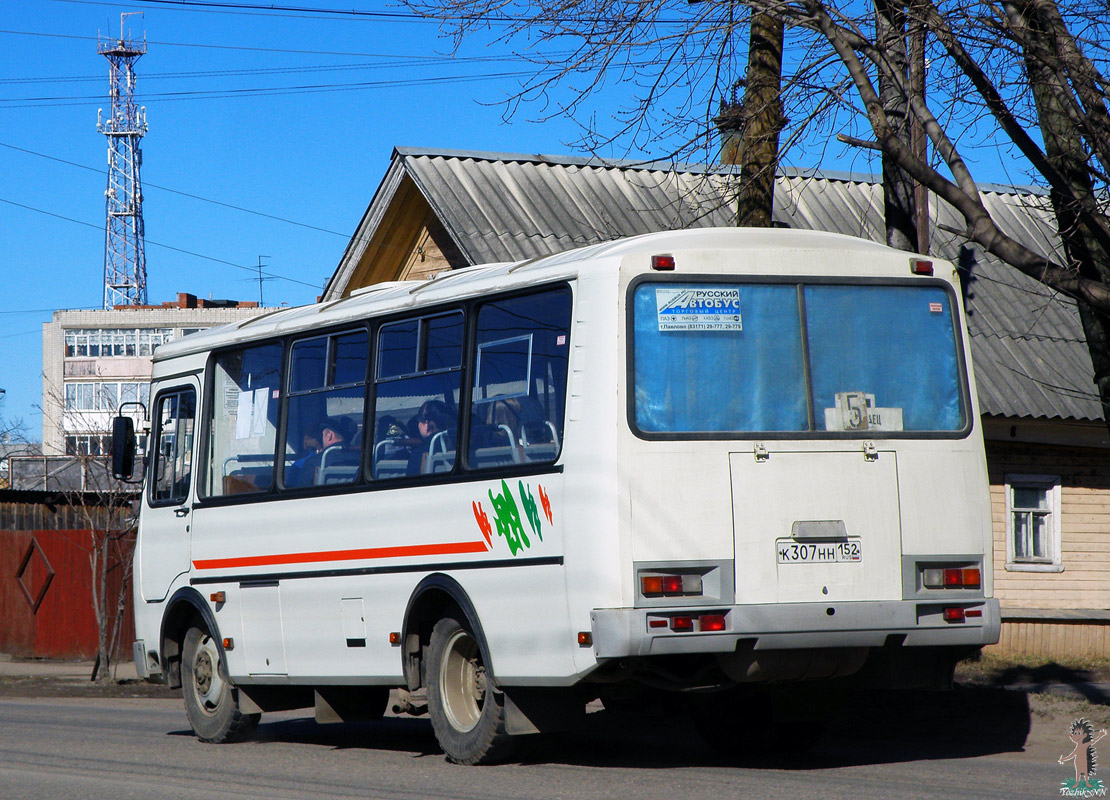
[98,13,148,309]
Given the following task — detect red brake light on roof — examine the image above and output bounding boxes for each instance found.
[911,259,933,275]
[651,254,676,271]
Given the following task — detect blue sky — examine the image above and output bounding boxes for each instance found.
[0,0,1025,438]
[2,0,606,435]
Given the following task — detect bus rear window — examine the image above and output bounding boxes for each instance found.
[631,281,967,436]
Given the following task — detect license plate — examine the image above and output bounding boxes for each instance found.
[776,539,862,564]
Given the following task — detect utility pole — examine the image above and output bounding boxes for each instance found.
[256,256,270,307]
[98,13,148,309]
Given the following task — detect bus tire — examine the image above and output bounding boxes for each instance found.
[426,613,517,765]
[182,626,259,743]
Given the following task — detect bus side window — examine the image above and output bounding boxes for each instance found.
[203,343,283,498]
[371,312,464,479]
[281,329,368,489]
[468,288,572,468]
[150,388,196,505]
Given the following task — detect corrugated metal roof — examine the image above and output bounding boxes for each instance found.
[358,147,1104,422]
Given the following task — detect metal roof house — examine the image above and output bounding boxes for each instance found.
[325,146,1110,659]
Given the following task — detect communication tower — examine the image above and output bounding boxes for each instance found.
[97,14,148,308]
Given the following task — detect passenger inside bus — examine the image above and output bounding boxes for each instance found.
[408,399,453,475]
[285,415,358,487]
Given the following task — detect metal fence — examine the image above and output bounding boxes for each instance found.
[7,456,128,493]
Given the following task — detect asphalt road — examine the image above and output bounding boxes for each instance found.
[0,690,1085,799]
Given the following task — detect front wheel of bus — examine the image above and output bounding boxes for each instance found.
[426,614,516,765]
[182,626,259,743]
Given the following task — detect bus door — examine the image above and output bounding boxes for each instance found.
[139,381,199,601]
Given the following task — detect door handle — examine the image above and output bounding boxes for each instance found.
[174,507,190,518]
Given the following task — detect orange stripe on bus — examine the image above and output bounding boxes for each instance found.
[192,539,491,571]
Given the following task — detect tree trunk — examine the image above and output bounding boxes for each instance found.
[1021,1,1110,427]
[736,11,784,228]
[876,0,918,251]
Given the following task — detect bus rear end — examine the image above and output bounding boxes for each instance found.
[590,233,999,694]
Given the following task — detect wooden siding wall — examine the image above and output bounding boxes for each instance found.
[987,618,1110,659]
[399,222,453,283]
[343,176,467,293]
[0,499,134,660]
[986,440,1110,612]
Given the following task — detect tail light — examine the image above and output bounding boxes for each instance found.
[698,614,727,632]
[648,613,728,633]
[923,566,980,589]
[641,573,703,597]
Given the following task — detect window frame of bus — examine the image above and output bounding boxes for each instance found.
[278,326,371,491]
[369,308,466,481]
[464,285,573,472]
[147,385,198,508]
[625,274,973,441]
[198,341,285,500]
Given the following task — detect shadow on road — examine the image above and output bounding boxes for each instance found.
[173,685,1033,770]
[522,686,1032,769]
[981,663,1110,705]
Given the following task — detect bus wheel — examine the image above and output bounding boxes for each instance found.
[182,626,259,743]
[426,614,517,765]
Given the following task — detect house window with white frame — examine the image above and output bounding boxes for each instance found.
[1005,474,1063,572]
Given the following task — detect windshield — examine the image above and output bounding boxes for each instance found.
[631,280,967,436]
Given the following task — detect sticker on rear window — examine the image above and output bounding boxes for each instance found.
[655,287,743,331]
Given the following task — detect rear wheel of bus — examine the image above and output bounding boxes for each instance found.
[426,613,517,765]
[182,625,259,743]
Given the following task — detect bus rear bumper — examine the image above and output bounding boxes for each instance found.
[590,598,1001,658]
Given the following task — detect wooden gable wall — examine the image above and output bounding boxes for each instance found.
[340,175,467,295]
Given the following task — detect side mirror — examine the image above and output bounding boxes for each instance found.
[111,415,136,481]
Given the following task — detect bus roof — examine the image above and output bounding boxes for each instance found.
[153,227,910,363]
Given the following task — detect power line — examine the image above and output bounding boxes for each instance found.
[0,55,549,86]
[0,140,349,238]
[0,196,326,290]
[59,0,452,23]
[84,0,699,25]
[0,69,539,108]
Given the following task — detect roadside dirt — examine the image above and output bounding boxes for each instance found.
[0,674,176,699]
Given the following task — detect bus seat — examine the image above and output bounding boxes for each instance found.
[470,423,521,468]
[317,445,361,485]
[520,420,560,463]
[372,438,410,479]
[425,430,456,474]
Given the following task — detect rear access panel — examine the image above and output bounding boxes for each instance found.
[730,449,902,605]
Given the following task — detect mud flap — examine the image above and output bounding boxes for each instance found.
[503,687,584,735]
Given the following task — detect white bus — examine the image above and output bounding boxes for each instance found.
[115,228,999,763]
